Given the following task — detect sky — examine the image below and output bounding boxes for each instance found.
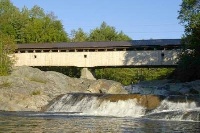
[11,0,184,40]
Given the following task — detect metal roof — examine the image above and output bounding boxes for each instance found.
[17,39,181,49]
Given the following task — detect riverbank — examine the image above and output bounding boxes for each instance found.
[0,66,199,111]
[0,66,127,111]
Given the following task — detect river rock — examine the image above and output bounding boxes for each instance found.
[0,66,127,111]
[99,94,162,110]
[87,79,128,94]
[125,79,200,96]
[0,66,93,111]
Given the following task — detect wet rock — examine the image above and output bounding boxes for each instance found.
[99,94,162,110]
[44,93,162,112]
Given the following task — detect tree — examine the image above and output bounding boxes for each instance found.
[0,0,21,41]
[0,32,16,76]
[70,28,88,42]
[88,22,131,41]
[21,6,69,43]
[0,1,69,43]
[175,0,200,81]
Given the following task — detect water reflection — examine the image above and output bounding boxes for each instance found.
[0,113,200,133]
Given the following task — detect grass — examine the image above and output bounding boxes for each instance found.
[31,90,41,95]
[0,80,11,88]
[29,77,47,84]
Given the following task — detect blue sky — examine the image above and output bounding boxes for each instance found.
[11,0,184,40]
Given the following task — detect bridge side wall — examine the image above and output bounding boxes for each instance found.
[14,50,180,67]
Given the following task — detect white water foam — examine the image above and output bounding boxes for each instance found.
[83,99,146,117]
[47,94,73,112]
[146,100,200,121]
[47,94,146,117]
[47,94,200,120]
[152,100,198,113]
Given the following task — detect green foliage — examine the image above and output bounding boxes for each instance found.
[29,77,47,84]
[175,0,200,81]
[0,0,69,43]
[95,68,174,85]
[0,80,11,88]
[35,66,81,78]
[69,22,131,42]
[70,28,88,42]
[0,0,21,41]
[0,1,174,84]
[88,22,131,41]
[0,33,16,76]
[31,90,41,95]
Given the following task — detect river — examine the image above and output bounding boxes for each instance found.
[0,112,199,132]
[0,93,200,132]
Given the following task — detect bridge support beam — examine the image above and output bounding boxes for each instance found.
[80,68,96,80]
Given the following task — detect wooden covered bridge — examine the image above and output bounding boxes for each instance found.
[14,39,181,68]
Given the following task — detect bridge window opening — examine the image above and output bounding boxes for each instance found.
[19,50,25,53]
[27,50,34,53]
[52,50,58,52]
[89,49,95,52]
[84,55,87,58]
[34,55,37,59]
[107,49,113,51]
[98,49,105,51]
[35,50,41,53]
[69,49,75,52]
[116,48,124,51]
[77,49,84,52]
[60,50,66,52]
[43,50,50,52]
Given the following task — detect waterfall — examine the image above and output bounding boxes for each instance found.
[46,93,146,117]
[145,96,200,121]
[45,93,200,121]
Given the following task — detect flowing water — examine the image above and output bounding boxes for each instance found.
[0,93,200,132]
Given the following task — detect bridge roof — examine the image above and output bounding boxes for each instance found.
[17,39,181,49]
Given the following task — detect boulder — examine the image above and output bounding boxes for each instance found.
[124,85,140,94]
[126,80,200,96]
[87,79,128,94]
[0,66,127,111]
